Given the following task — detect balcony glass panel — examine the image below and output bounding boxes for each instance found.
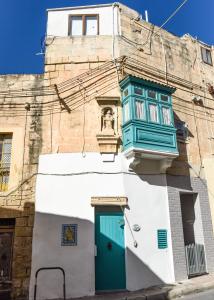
[135,100,145,120]
[123,89,129,97]
[134,87,143,96]
[160,94,169,102]
[123,102,130,123]
[149,104,159,123]
[148,90,157,100]
[162,107,171,125]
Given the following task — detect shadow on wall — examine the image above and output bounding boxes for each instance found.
[30,212,95,300]
[0,201,35,300]
[126,248,164,290]
[29,211,173,300]
[167,112,193,180]
[138,174,168,187]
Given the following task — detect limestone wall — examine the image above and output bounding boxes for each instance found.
[0,74,44,299]
[118,6,214,177]
[0,3,214,298]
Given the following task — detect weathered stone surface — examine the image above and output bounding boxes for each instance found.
[0,3,214,299]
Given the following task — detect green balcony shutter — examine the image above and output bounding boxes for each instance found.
[157,229,167,249]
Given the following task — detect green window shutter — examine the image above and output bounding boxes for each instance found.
[157,229,167,249]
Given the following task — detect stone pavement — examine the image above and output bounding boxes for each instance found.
[71,274,214,300]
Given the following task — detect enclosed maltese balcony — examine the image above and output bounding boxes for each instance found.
[120,76,178,173]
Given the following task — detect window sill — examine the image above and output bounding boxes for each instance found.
[202,60,213,67]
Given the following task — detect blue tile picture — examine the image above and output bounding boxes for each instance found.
[61,224,77,246]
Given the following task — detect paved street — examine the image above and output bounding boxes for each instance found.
[178,289,214,299]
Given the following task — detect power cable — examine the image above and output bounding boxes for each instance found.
[124,0,189,61]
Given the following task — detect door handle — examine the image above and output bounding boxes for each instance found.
[107,242,112,250]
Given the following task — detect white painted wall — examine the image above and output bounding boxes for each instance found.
[29,153,175,299]
[123,173,175,290]
[47,5,120,37]
[194,194,205,246]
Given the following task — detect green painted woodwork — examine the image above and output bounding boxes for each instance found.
[120,75,178,155]
[157,229,168,249]
[95,211,126,291]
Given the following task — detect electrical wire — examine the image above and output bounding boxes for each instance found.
[124,0,189,62]
[156,0,189,33]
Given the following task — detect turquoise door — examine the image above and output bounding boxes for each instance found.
[95,211,126,291]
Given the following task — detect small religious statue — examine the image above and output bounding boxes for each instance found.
[101,108,114,135]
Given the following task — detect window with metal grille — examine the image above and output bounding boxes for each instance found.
[0,134,12,192]
[201,47,212,66]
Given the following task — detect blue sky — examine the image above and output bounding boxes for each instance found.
[0,0,213,74]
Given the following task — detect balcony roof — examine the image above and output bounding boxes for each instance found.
[120,75,176,94]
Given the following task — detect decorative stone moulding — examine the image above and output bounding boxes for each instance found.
[96,134,120,153]
[96,96,121,154]
[124,147,178,174]
[91,196,128,206]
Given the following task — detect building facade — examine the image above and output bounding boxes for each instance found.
[0,3,214,299]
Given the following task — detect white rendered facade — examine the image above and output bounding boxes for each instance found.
[29,153,174,299]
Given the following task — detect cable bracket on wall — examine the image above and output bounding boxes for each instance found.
[54,84,71,113]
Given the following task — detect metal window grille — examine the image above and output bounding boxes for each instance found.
[185,243,207,276]
[0,134,12,192]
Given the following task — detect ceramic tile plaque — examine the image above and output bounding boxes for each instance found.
[61,224,77,246]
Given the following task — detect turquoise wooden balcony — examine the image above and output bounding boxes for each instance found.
[120,76,178,173]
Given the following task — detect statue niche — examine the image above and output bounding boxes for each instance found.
[101,107,115,135]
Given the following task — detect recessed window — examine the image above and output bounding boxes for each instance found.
[148,90,157,99]
[0,134,12,191]
[69,15,99,36]
[201,47,212,65]
[135,100,145,120]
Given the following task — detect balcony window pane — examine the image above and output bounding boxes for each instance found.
[134,87,143,95]
[123,102,130,123]
[148,90,157,99]
[162,107,171,125]
[135,100,145,120]
[85,16,98,35]
[160,94,169,102]
[123,89,128,97]
[149,104,158,123]
[70,16,83,36]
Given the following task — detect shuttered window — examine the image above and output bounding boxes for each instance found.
[0,134,12,191]
[157,229,168,249]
